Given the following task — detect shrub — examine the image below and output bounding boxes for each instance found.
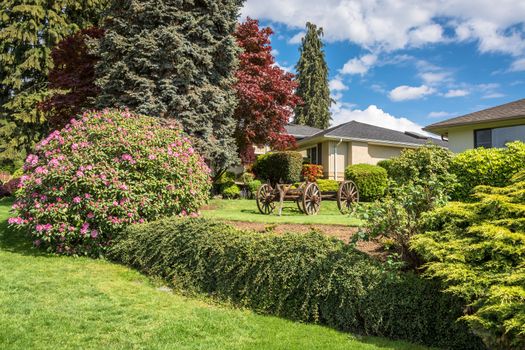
[9,109,211,256]
[451,141,525,200]
[252,151,303,184]
[360,145,456,268]
[215,171,235,195]
[1,177,21,197]
[301,164,323,182]
[411,170,525,350]
[316,179,339,192]
[247,179,262,196]
[110,218,484,350]
[238,172,255,184]
[376,159,393,176]
[344,164,387,201]
[222,184,241,199]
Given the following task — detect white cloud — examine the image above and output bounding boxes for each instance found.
[427,111,456,119]
[482,92,505,99]
[510,58,525,71]
[420,71,452,85]
[409,24,444,46]
[243,0,525,57]
[389,85,435,101]
[288,31,305,44]
[340,54,377,75]
[444,89,470,97]
[273,61,293,73]
[270,49,279,56]
[331,104,428,135]
[329,78,348,91]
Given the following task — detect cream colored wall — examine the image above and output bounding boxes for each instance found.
[447,128,474,153]
[312,140,413,180]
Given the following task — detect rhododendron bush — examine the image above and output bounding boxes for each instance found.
[9,109,211,255]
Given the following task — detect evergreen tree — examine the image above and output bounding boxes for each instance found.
[0,0,107,171]
[294,22,332,129]
[95,0,244,176]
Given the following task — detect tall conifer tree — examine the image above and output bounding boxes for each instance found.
[294,22,332,129]
[95,0,244,176]
[0,0,107,172]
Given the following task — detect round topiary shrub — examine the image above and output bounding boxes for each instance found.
[344,164,387,201]
[9,109,211,255]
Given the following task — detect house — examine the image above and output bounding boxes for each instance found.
[424,98,525,153]
[294,120,447,180]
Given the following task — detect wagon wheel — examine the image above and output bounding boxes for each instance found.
[302,182,321,215]
[296,198,305,213]
[256,184,276,215]
[337,180,359,214]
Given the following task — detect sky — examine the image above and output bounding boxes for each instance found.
[241,0,525,135]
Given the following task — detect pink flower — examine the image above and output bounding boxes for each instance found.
[87,212,95,219]
[90,230,98,239]
[80,222,89,235]
[148,154,156,160]
[26,154,39,167]
[84,193,91,199]
[71,143,79,150]
[8,217,23,225]
[48,158,60,167]
[73,197,81,204]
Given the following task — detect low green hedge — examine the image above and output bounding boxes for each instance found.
[252,151,303,184]
[345,164,387,201]
[316,179,339,192]
[110,218,484,350]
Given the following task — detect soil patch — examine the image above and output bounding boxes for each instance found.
[224,221,384,258]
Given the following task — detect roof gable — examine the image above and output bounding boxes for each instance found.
[424,98,525,132]
[299,120,447,147]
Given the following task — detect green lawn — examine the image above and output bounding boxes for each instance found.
[202,199,363,226]
[0,198,428,350]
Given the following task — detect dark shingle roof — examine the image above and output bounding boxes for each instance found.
[284,124,323,139]
[299,120,447,147]
[424,98,525,132]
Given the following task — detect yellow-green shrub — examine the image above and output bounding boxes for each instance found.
[451,141,525,200]
[412,170,525,349]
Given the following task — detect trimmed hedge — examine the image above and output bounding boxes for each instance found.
[252,151,303,184]
[344,164,387,201]
[316,179,339,192]
[110,218,484,350]
[222,184,240,199]
[451,141,525,200]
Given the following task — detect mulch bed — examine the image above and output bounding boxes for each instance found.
[224,221,385,258]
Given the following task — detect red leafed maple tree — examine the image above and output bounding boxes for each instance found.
[234,18,300,164]
[40,27,104,130]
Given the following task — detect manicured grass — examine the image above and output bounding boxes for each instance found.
[202,199,363,226]
[0,198,427,350]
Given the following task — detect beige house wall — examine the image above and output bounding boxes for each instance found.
[319,141,409,180]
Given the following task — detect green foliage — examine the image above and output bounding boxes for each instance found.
[360,146,456,267]
[411,171,525,350]
[451,141,525,200]
[222,184,241,199]
[238,172,255,184]
[252,151,303,184]
[293,22,331,129]
[95,0,242,176]
[246,179,262,196]
[376,159,393,177]
[316,179,339,192]
[110,217,484,350]
[9,109,211,256]
[0,0,108,171]
[344,164,387,201]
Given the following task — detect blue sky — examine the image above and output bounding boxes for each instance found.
[241,0,525,134]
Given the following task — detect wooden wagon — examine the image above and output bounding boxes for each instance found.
[256,181,359,216]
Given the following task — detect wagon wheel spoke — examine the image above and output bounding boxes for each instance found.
[302,183,321,215]
[338,181,359,214]
[256,184,275,215]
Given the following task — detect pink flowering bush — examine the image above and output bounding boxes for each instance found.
[9,109,211,255]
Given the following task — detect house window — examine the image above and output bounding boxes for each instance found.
[474,125,525,148]
[474,129,492,148]
[307,146,318,164]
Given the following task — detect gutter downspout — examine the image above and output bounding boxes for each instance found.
[334,138,343,180]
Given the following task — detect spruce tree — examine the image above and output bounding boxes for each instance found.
[0,0,107,171]
[95,0,243,176]
[294,22,332,129]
